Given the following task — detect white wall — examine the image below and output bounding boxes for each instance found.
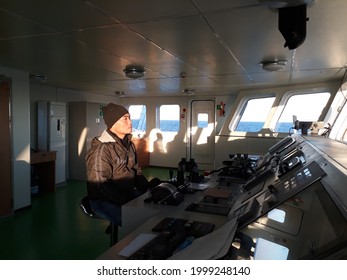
[0,66,31,210]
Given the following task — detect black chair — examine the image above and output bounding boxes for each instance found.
[79,196,118,246]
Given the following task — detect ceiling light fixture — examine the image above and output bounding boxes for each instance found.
[114,90,127,97]
[182,88,196,95]
[29,74,47,82]
[260,60,288,71]
[123,64,145,79]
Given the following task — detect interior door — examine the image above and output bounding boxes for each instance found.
[0,81,13,217]
[190,100,215,171]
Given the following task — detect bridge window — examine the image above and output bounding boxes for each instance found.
[232,97,276,132]
[274,92,331,133]
[197,113,208,128]
[129,105,146,137]
[158,104,180,132]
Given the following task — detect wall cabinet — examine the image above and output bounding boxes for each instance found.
[69,102,106,180]
[0,82,12,217]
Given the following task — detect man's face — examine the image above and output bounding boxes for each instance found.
[110,113,132,138]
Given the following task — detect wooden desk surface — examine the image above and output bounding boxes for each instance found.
[31,150,56,164]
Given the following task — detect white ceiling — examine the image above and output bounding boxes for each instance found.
[0,0,347,97]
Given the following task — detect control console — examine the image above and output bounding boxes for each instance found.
[128,217,215,259]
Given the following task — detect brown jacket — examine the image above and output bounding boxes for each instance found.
[85,130,139,205]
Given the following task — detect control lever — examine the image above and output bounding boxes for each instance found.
[266,184,278,206]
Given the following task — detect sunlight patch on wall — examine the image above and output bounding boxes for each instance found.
[78,127,88,156]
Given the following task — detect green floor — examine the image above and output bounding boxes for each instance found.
[0,166,171,260]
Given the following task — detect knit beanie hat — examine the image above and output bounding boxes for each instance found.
[102,103,129,129]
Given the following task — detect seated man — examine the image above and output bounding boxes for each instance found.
[85,103,149,226]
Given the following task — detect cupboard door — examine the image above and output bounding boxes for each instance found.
[0,81,12,217]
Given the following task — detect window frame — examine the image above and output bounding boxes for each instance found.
[156,104,181,133]
[269,90,331,133]
[128,104,147,137]
[229,94,276,132]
